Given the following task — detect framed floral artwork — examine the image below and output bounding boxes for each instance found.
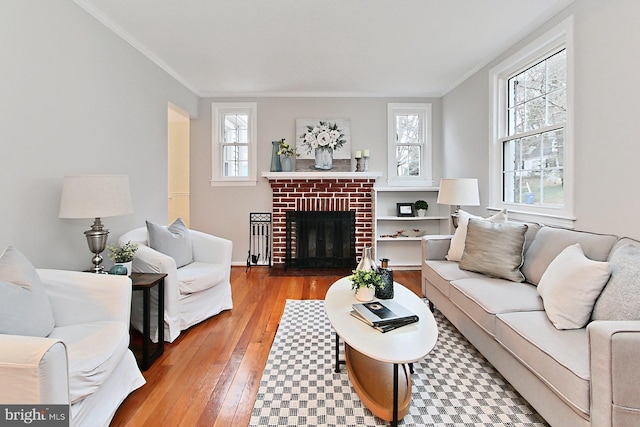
[295,119,352,171]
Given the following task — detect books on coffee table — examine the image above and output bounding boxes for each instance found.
[350,300,419,332]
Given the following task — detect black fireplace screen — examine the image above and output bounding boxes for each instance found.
[285,210,356,269]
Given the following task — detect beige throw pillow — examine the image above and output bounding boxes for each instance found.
[537,243,611,330]
[446,209,507,261]
[459,219,528,282]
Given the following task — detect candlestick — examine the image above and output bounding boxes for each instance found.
[355,157,362,172]
[363,155,370,172]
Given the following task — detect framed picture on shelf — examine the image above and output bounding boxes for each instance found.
[396,203,415,217]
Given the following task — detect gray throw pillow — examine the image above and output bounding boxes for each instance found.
[521,227,618,285]
[446,209,507,261]
[459,219,528,282]
[592,244,640,321]
[146,217,193,268]
[0,246,55,337]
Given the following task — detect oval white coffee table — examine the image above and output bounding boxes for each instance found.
[325,277,438,426]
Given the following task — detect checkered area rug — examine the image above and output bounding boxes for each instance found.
[249,299,548,427]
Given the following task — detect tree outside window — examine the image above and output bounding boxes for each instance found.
[387,103,433,187]
[211,102,257,186]
[222,113,249,177]
[502,49,566,208]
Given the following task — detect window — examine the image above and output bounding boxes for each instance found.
[489,18,574,227]
[387,103,433,186]
[211,102,257,186]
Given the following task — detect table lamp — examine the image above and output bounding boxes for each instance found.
[436,178,480,228]
[59,175,133,273]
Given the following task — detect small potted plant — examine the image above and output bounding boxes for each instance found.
[277,138,299,172]
[415,200,429,217]
[108,240,139,275]
[349,268,384,302]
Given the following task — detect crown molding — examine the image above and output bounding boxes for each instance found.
[73,0,201,97]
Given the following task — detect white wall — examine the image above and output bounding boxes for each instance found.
[8,0,633,270]
[0,0,198,269]
[190,97,442,264]
[442,0,640,238]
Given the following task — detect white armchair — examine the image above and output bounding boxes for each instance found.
[119,226,233,343]
[0,270,145,427]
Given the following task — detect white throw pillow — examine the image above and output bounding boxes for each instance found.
[0,246,55,337]
[446,209,507,261]
[537,243,611,330]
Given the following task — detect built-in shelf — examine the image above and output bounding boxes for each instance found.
[377,216,448,221]
[375,186,441,192]
[374,186,451,269]
[377,236,425,242]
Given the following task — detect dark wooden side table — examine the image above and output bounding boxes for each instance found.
[130,272,167,370]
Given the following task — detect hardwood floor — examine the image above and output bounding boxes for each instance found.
[111,267,422,427]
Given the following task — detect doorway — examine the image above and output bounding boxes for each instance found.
[168,103,190,227]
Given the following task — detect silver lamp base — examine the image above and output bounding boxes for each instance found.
[85,217,109,273]
[451,205,462,229]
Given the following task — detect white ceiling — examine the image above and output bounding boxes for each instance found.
[74,0,572,97]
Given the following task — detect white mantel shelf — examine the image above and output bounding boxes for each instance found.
[262,171,383,180]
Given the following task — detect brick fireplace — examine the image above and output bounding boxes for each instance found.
[263,172,382,268]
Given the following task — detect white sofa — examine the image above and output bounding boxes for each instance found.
[119,226,233,343]
[0,269,145,427]
[422,224,640,427]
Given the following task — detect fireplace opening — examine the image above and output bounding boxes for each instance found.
[285,210,356,269]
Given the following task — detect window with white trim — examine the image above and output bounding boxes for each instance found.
[387,103,433,186]
[489,18,574,227]
[211,102,257,186]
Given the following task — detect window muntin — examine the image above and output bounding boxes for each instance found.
[222,113,249,177]
[395,114,422,177]
[387,103,433,186]
[211,102,257,186]
[507,50,567,136]
[502,128,564,206]
[489,17,573,227]
[222,145,248,177]
[501,49,566,208]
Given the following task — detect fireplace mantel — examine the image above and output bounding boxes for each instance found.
[262,171,383,181]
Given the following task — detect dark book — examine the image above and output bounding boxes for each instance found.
[350,309,418,333]
[373,316,418,333]
[352,300,419,327]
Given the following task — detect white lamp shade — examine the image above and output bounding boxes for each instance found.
[59,175,133,219]
[437,178,480,206]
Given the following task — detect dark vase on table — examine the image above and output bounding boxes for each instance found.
[376,258,394,299]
